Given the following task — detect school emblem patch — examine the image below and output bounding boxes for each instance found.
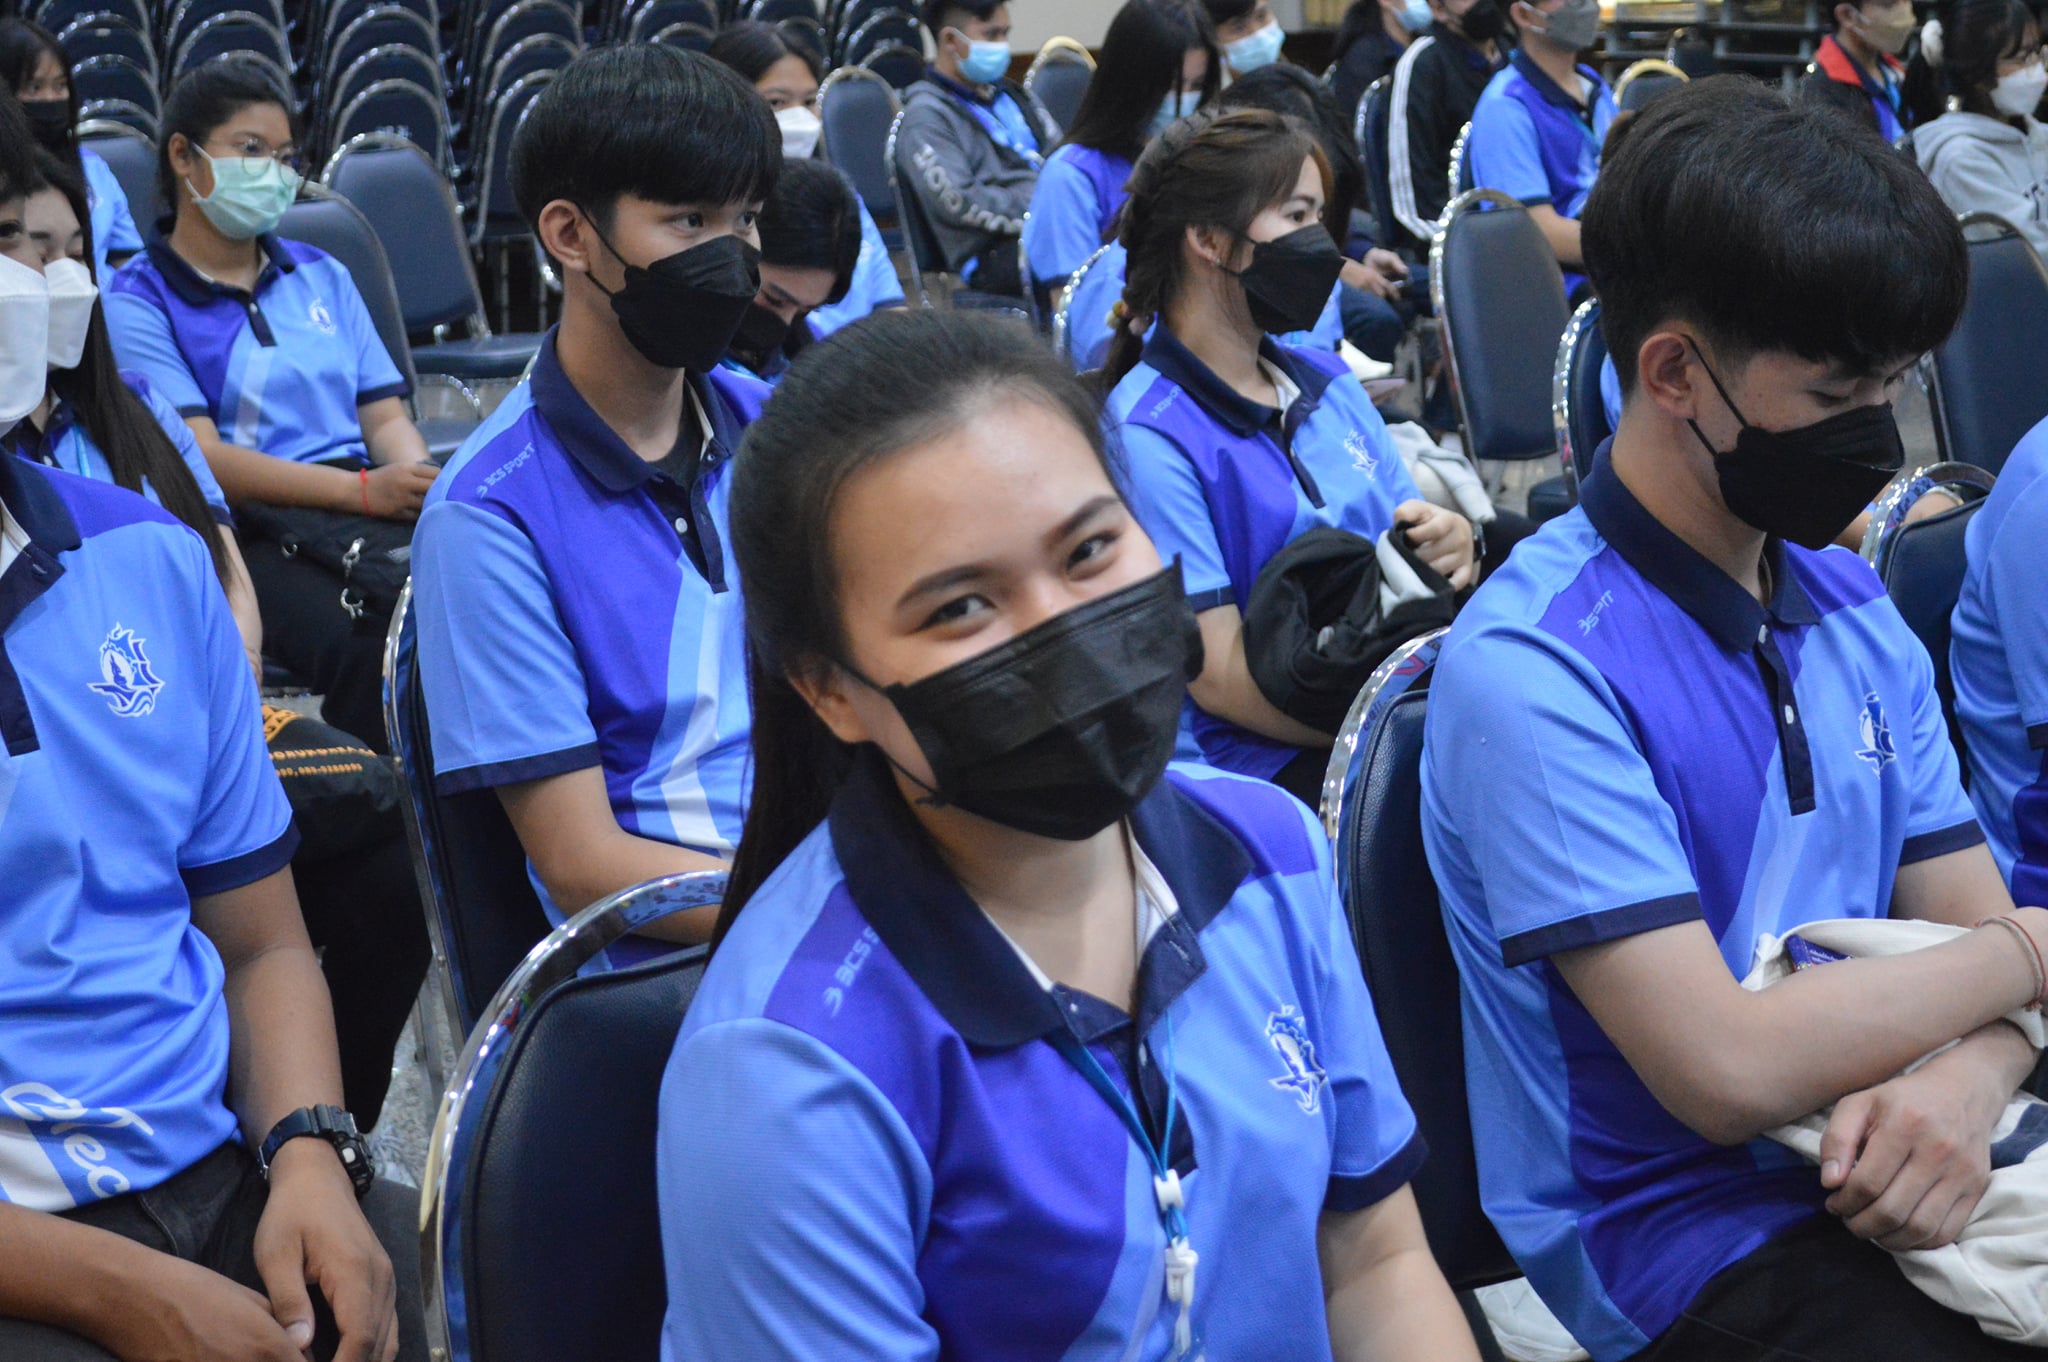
[1855,692,1895,773]
[309,300,337,335]
[1344,431,1378,478]
[88,625,163,718]
[1265,1005,1328,1114]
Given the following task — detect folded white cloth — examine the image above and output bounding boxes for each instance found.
[1385,420,1496,527]
[1475,1280,1590,1362]
[1742,917,2048,1346]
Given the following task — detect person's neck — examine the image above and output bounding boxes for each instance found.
[167,207,262,289]
[555,298,692,463]
[1164,283,1269,405]
[901,770,1138,1006]
[1608,411,1770,601]
[1836,25,1883,75]
[1525,35,1584,99]
[935,56,987,96]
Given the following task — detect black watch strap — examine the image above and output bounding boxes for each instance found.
[259,1104,374,1197]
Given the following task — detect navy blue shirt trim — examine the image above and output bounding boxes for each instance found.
[2027,721,2048,752]
[181,820,301,897]
[1138,325,1338,507]
[434,741,603,796]
[1508,49,1603,123]
[142,232,299,348]
[0,455,83,755]
[358,380,412,406]
[1187,585,1234,613]
[1500,891,1704,968]
[1900,819,1986,865]
[1325,1129,1429,1212]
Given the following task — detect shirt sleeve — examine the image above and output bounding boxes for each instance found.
[810,197,904,338]
[1976,476,2048,898]
[103,287,211,419]
[180,535,297,896]
[1023,150,1107,285]
[1114,420,1234,612]
[411,498,601,793]
[1467,94,1553,207]
[131,376,230,522]
[1891,597,1983,863]
[1424,624,1703,966]
[84,152,143,256]
[335,267,410,404]
[658,1018,939,1361]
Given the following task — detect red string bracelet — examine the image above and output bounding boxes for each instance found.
[1980,915,2048,1012]
[359,467,371,515]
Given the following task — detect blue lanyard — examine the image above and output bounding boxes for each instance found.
[1051,1012,1201,1355]
[946,87,1044,168]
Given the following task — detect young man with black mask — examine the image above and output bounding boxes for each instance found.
[1423,77,2045,1362]
[1387,0,1511,248]
[410,46,779,951]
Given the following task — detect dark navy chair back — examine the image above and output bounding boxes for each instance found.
[1930,216,2048,476]
[1433,190,1570,462]
[821,64,900,234]
[56,17,157,81]
[79,121,159,227]
[1023,41,1093,136]
[1553,297,1609,496]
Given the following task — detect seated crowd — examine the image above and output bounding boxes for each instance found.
[3,2,2048,1359]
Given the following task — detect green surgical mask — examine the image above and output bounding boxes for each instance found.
[188,150,302,240]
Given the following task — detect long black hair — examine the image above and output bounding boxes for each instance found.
[1059,0,1222,164]
[157,58,296,216]
[31,150,229,580]
[0,20,77,168]
[1903,0,2039,123]
[707,18,825,86]
[720,309,1113,938]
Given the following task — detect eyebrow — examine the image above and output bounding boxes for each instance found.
[894,495,1123,610]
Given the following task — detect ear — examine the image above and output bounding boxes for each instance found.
[1833,0,1860,26]
[537,199,593,277]
[1635,329,1705,424]
[1184,222,1234,272]
[787,661,874,747]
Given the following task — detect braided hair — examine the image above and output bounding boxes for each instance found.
[1098,107,1327,390]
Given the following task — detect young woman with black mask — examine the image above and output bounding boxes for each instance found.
[0,18,142,278]
[724,158,863,382]
[1102,109,1476,804]
[657,305,1481,1362]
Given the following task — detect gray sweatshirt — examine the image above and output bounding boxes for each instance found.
[893,75,1059,273]
[1916,111,2048,262]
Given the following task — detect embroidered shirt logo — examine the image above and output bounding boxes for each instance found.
[88,625,162,717]
[1578,590,1616,636]
[308,300,337,335]
[1265,1005,1328,1114]
[821,927,879,1018]
[1855,692,1895,773]
[1345,431,1378,478]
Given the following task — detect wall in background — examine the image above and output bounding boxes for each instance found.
[1005,0,1308,48]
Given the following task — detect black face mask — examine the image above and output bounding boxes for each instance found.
[727,301,793,374]
[21,99,70,152]
[584,216,760,372]
[1686,341,1905,551]
[1455,0,1507,41]
[857,565,1203,841]
[1234,224,1347,337]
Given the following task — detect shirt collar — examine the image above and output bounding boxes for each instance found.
[1509,48,1601,113]
[1578,439,1819,652]
[928,67,997,105]
[143,232,293,306]
[527,329,744,496]
[1139,324,1335,439]
[827,748,1252,1048]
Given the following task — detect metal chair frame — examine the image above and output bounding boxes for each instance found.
[1445,120,1473,207]
[647,19,717,47]
[1052,242,1113,362]
[72,53,160,119]
[78,97,157,138]
[328,78,452,171]
[56,14,159,86]
[419,871,725,1362]
[1319,628,1448,840]
[1858,461,1998,568]
[884,106,933,307]
[321,7,441,100]
[169,9,292,77]
[1428,187,1527,456]
[1611,57,1687,105]
[1553,296,1600,497]
[466,69,555,247]
[842,6,916,65]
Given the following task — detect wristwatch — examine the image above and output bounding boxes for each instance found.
[258,1104,375,1197]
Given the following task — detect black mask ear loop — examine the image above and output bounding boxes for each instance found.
[572,203,634,302]
[835,658,954,811]
[1682,335,1754,458]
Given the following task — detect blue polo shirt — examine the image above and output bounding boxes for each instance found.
[658,753,1423,1360]
[411,332,767,932]
[806,193,905,339]
[1065,241,1344,371]
[1468,51,1615,217]
[1954,416,2048,908]
[1108,327,1421,779]
[0,455,295,1213]
[104,235,410,466]
[1420,450,1982,1362]
[81,147,142,280]
[1024,143,1133,286]
[8,373,230,523]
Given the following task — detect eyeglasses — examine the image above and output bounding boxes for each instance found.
[205,136,304,179]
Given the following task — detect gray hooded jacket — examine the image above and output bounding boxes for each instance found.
[1917,111,2048,262]
[893,74,1059,273]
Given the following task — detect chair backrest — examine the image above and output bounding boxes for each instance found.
[1433,189,1571,461]
[474,0,580,88]
[384,584,556,1039]
[1320,628,1518,1290]
[327,42,445,118]
[1355,74,1397,253]
[317,0,439,52]
[162,0,285,49]
[1930,215,2048,476]
[843,6,916,65]
[1553,296,1608,495]
[424,874,724,1362]
[324,7,441,96]
[78,96,158,139]
[481,33,576,112]
[79,120,159,228]
[38,0,151,34]
[329,80,450,169]
[170,11,291,75]
[833,0,912,59]
[860,40,924,90]
[886,105,945,302]
[820,63,901,226]
[649,19,715,48]
[622,0,717,34]
[1053,241,1113,363]
[72,53,158,118]
[324,136,487,351]
[1612,57,1686,111]
[57,16,157,82]
[278,186,421,393]
[1023,38,1094,135]
[746,0,815,20]
[470,70,555,243]
[1860,462,1997,747]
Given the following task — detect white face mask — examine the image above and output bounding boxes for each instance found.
[43,257,96,372]
[1993,60,2048,118]
[776,104,823,160]
[0,252,51,435]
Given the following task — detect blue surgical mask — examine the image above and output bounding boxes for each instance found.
[1225,19,1286,73]
[1148,89,1203,136]
[187,150,302,240]
[1400,0,1435,31]
[957,34,1012,85]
